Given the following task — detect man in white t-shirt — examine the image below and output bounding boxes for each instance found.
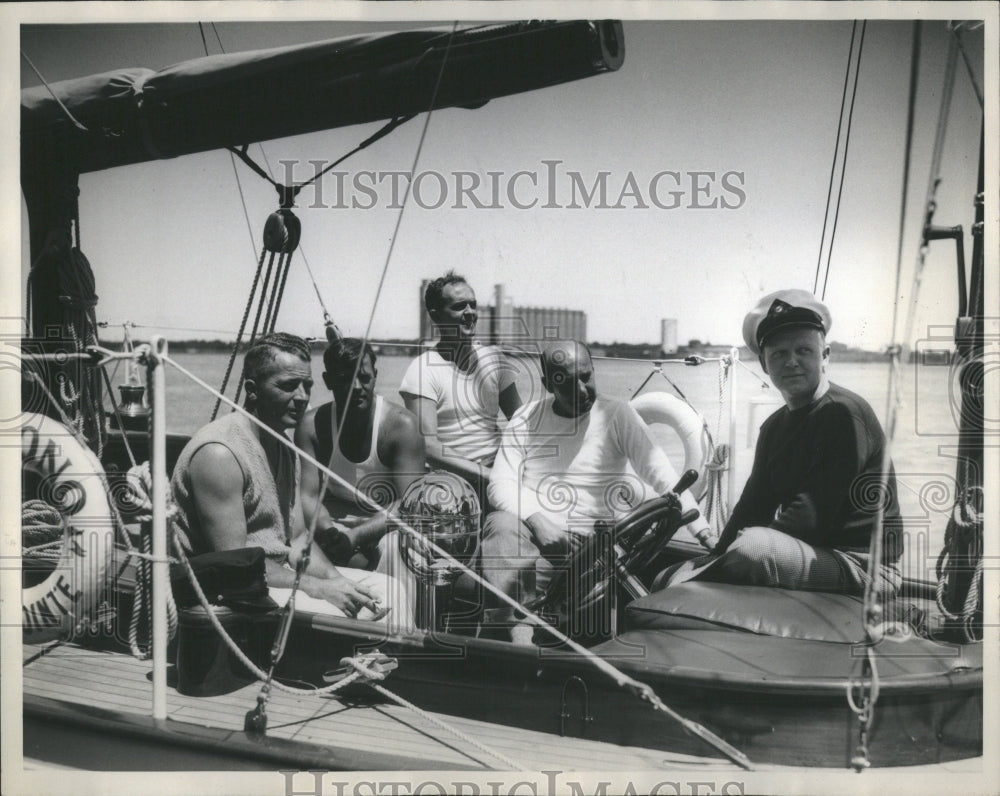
[483,340,712,643]
[400,272,522,498]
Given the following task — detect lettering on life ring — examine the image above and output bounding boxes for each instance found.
[21,412,115,642]
[631,392,712,501]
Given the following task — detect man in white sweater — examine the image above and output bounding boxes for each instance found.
[482,340,711,643]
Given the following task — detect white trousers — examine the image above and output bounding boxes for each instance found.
[271,532,419,634]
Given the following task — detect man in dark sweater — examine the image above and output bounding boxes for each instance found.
[660,290,903,596]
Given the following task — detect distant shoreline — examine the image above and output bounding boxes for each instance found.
[107,337,915,363]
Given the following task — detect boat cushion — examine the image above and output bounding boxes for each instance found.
[625,582,866,643]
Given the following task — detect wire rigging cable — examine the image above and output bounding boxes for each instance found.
[949,22,984,110]
[20,50,90,132]
[813,20,858,297]
[850,19,963,770]
[813,20,866,301]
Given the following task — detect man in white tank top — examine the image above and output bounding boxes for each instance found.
[296,338,425,626]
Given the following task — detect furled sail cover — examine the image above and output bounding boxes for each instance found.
[22,21,624,176]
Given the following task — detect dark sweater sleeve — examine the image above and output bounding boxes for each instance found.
[714,421,778,552]
[769,403,864,546]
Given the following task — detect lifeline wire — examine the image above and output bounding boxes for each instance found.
[168,532,523,770]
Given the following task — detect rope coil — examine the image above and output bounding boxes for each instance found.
[935,486,983,638]
[122,461,179,658]
[22,500,68,552]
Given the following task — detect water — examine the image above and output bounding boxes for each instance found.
[147,350,964,578]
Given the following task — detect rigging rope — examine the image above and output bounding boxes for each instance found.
[169,528,522,769]
[935,487,983,640]
[881,25,961,613]
[813,20,859,297]
[949,22,984,110]
[850,20,926,772]
[212,248,267,420]
[124,460,180,658]
[820,21,866,301]
[814,20,866,301]
[241,22,466,735]
[20,50,90,132]
[203,22,415,414]
[243,142,335,325]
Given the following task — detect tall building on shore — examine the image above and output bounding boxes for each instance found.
[660,318,678,355]
[418,281,586,345]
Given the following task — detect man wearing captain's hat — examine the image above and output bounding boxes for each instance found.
[658,289,904,596]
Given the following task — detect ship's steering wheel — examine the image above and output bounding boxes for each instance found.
[528,470,701,639]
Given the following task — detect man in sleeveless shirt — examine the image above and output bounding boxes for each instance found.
[400,272,522,502]
[171,332,400,621]
[659,290,903,596]
[295,337,424,626]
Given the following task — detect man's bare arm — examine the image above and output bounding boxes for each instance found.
[188,443,252,552]
[384,405,427,496]
[339,406,428,550]
[188,438,377,616]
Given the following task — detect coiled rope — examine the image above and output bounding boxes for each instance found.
[123,461,179,658]
[935,485,983,641]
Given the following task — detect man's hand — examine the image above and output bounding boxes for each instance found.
[306,573,380,618]
[692,526,718,552]
[527,513,578,557]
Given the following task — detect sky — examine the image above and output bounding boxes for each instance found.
[11,8,992,353]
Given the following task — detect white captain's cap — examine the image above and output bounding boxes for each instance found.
[742,289,832,355]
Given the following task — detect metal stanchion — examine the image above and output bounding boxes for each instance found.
[149,337,168,720]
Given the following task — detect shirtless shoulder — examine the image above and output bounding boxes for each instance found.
[189,442,244,495]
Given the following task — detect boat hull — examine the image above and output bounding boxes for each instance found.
[271,612,982,768]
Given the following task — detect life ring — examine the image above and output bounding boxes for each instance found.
[630,392,711,501]
[21,412,116,642]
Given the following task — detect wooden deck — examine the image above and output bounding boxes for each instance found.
[22,642,740,772]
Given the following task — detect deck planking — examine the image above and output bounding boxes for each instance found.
[22,642,736,772]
